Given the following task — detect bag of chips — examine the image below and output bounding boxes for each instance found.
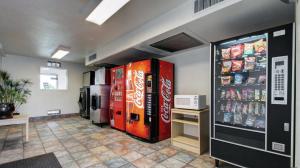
[245,115,256,127]
[220,90,226,99]
[255,102,260,115]
[226,101,232,112]
[231,44,244,59]
[254,39,267,54]
[242,89,248,100]
[243,43,254,56]
[244,57,256,71]
[232,60,244,72]
[221,76,232,85]
[224,112,233,123]
[226,90,231,99]
[236,89,242,101]
[221,61,232,74]
[261,90,266,101]
[246,77,256,85]
[258,75,266,84]
[247,89,255,100]
[255,89,260,100]
[254,118,265,129]
[234,74,244,85]
[234,112,243,125]
[257,56,267,68]
[242,103,248,115]
[221,48,231,60]
[230,89,236,100]
[248,102,255,115]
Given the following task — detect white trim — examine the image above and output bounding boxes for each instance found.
[290,22,296,167]
[214,123,266,134]
[209,43,212,156]
[212,138,292,158]
[265,32,269,151]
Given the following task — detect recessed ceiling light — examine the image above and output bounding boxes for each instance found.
[86,0,130,26]
[51,46,70,59]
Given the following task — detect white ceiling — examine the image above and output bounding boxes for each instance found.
[0,0,185,63]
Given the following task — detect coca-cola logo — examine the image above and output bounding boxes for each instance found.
[133,70,144,108]
[161,77,172,123]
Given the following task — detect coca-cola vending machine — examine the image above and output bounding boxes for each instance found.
[110,65,126,131]
[126,59,174,142]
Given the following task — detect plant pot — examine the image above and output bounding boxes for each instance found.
[0,103,15,119]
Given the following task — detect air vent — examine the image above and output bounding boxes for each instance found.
[88,53,97,61]
[48,109,61,116]
[194,0,224,13]
[150,33,204,52]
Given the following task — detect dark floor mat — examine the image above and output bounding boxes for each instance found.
[0,153,62,168]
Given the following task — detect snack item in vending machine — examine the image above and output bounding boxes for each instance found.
[248,102,255,115]
[231,44,244,59]
[220,104,226,112]
[244,57,256,71]
[261,90,266,101]
[243,43,254,56]
[236,89,242,101]
[221,61,232,74]
[232,60,244,72]
[224,112,233,123]
[221,76,232,85]
[234,112,243,125]
[255,89,260,100]
[261,104,266,116]
[245,115,256,127]
[254,102,260,115]
[254,117,265,129]
[230,88,236,100]
[242,89,248,100]
[254,39,267,54]
[247,89,255,100]
[226,101,232,112]
[258,75,266,84]
[234,74,244,85]
[226,90,231,99]
[220,89,226,99]
[246,77,257,85]
[257,56,267,68]
[237,103,243,113]
[231,101,238,113]
[242,103,248,115]
[221,48,231,60]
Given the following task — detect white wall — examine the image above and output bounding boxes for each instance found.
[1,54,86,117]
[295,1,300,167]
[162,46,210,136]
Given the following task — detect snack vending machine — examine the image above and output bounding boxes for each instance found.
[210,23,295,168]
[110,65,126,131]
[126,59,174,142]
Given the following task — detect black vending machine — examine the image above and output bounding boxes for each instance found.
[210,23,295,168]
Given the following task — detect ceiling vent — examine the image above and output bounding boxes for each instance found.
[150,32,204,52]
[88,53,97,62]
[194,0,224,13]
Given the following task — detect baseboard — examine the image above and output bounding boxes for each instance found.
[29,113,80,122]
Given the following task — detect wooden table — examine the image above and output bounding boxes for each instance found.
[0,115,29,141]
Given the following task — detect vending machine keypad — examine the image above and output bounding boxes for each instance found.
[271,56,288,105]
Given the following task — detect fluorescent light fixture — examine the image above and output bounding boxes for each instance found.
[51,47,70,59]
[86,0,130,25]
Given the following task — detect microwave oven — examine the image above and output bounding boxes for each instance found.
[174,95,207,110]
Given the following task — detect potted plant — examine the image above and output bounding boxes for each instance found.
[0,71,32,119]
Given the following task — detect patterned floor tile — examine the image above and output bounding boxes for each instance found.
[122,151,143,162]
[160,158,186,168]
[132,157,157,168]
[103,157,129,168]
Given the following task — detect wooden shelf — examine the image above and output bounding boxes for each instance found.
[172,118,198,126]
[173,135,199,148]
[171,108,209,155]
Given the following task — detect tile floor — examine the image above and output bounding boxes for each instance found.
[0,116,215,168]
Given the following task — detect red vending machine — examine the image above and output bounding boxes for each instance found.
[109,65,126,131]
[126,59,174,142]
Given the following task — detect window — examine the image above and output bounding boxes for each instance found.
[40,67,68,90]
